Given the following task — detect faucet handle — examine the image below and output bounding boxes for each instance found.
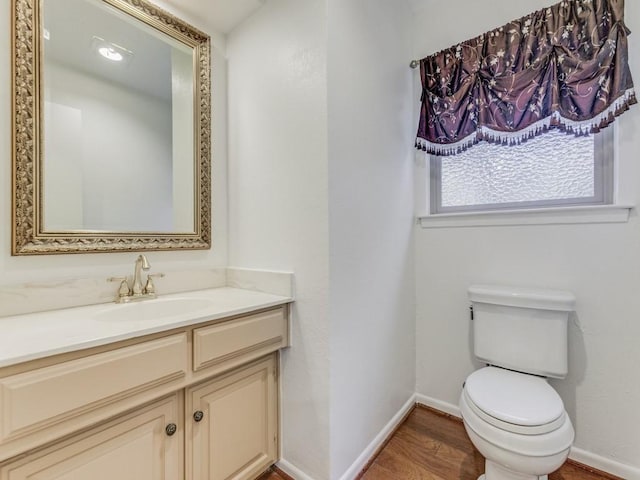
[144,273,165,296]
[108,277,130,300]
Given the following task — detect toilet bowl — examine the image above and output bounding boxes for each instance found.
[462,285,576,480]
[460,367,574,480]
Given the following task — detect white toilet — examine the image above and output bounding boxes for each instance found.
[460,285,576,480]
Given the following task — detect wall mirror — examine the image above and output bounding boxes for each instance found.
[12,0,211,255]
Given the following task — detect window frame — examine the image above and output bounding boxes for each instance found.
[429,128,615,215]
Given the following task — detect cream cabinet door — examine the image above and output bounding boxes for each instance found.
[187,355,278,480]
[0,393,183,480]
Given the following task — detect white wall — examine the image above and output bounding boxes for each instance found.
[0,0,228,286]
[228,1,419,478]
[327,1,415,479]
[226,1,331,478]
[413,0,640,474]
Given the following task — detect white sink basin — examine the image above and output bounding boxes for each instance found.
[93,297,215,322]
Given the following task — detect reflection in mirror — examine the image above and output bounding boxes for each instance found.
[11,0,211,254]
[43,0,195,233]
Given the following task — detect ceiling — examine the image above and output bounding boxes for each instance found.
[161,0,265,34]
[56,0,422,39]
[405,0,429,11]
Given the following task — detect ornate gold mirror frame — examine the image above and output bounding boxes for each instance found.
[11,0,211,255]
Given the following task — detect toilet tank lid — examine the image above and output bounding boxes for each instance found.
[468,284,576,311]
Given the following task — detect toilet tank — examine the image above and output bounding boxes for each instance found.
[469,285,576,378]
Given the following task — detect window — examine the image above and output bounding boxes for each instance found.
[429,129,614,215]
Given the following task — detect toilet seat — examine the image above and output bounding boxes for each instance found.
[459,389,575,459]
[464,367,565,435]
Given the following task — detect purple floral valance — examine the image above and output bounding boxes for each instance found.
[415,0,636,156]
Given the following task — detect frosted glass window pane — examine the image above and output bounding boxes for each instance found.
[439,131,596,208]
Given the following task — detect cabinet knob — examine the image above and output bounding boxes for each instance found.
[165,423,177,436]
[193,410,204,422]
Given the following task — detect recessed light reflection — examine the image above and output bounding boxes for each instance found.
[98,46,124,62]
[91,36,133,65]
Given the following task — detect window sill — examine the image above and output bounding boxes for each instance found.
[417,204,634,229]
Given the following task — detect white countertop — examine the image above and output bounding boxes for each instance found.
[0,287,292,369]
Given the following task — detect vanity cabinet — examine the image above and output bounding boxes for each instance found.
[0,305,289,480]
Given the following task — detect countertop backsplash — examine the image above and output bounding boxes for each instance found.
[0,267,293,318]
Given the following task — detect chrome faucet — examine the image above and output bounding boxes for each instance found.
[108,255,164,303]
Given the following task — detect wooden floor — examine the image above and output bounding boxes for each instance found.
[259,405,618,480]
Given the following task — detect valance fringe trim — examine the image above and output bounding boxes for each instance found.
[415,88,637,157]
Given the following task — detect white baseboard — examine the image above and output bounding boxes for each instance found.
[569,446,640,480]
[337,394,417,480]
[276,459,316,480]
[414,393,640,480]
[415,393,461,418]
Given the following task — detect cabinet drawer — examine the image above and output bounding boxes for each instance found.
[193,308,287,373]
[0,333,188,442]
